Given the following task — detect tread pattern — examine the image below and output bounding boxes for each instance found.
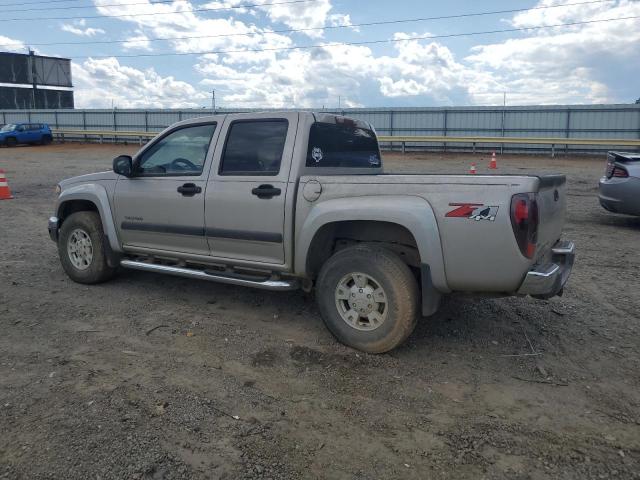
[316,244,419,353]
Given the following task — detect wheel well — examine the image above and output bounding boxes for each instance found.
[58,200,99,223]
[305,220,420,279]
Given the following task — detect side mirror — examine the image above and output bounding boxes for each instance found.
[113,155,133,177]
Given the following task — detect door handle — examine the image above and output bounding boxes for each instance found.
[251,184,281,199]
[177,183,202,197]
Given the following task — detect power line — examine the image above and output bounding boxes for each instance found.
[0,0,321,21]
[63,15,640,59]
[2,0,190,13]
[0,0,100,5]
[0,0,180,8]
[0,0,618,46]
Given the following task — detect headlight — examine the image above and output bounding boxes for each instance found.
[55,184,61,195]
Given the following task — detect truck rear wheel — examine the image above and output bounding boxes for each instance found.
[57,211,117,284]
[315,245,419,353]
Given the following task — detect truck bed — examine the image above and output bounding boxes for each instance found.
[296,173,566,293]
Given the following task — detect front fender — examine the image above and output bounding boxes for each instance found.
[295,195,449,293]
[56,183,122,253]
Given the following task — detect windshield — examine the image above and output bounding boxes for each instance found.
[0,124,17,132]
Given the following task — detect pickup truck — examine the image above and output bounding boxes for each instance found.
[48,112,575,353]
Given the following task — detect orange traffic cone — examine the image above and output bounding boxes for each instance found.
[489,151,497,169]
[469,163,477,174]
[0,169,13,200]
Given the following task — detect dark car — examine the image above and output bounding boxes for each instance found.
[598,151,640,216]
[0,122,53,147]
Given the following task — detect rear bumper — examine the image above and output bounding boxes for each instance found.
[598,176,640,216]
[517,240,575,299]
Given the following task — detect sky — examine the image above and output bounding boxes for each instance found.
[1,0,639,108]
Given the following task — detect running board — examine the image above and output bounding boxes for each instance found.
[120,260,299,291]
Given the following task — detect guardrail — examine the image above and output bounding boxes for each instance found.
[377,135,640,156]
[53,129,640,156]
[54,129,156,145]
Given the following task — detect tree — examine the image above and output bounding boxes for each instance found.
[636,97,640,104]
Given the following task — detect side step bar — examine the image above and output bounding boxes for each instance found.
[120,260,299,291]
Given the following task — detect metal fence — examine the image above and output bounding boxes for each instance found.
[2,104,640,154]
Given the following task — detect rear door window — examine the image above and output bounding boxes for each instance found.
[219,120,289,176]
[306,122,381,168]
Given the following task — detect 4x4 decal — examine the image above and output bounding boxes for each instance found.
[446,203,499,221]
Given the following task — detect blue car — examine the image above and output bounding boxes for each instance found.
[0,122,53,147]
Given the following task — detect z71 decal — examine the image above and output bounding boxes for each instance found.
[446,203,499,221]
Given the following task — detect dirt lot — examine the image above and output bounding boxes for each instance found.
[1,143,639,480]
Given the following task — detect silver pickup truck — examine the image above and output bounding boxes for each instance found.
[48,112,575,353]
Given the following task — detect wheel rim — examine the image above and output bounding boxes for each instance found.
[67,228,93,270]
[335,272,388,331]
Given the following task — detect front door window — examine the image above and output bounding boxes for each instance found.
[136,124,217,177]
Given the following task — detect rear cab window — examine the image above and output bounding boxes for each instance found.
[306,120,381,169]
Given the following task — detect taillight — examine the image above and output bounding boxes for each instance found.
[605,160,615,178]
[510,193,538,259]
[611,166,628,178]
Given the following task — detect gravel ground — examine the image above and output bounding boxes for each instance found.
[1,143,639,480]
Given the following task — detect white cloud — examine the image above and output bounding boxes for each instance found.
[61,19,106,37]
[0,35,26,53]
[71,0,640,108]
[93,0,293,57]
[73,57,209,108]
[122,31,153,51]
[464,0,640,104]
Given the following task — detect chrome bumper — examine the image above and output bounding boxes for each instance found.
[517,240,575,299]
[48,216,59,242]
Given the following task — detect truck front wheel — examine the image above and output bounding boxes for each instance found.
[57,211,117,284]
[315,245,419,353]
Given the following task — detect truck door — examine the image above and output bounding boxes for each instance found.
[205,113,298,265]
[113,121,220,256]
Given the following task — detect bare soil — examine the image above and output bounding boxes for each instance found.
[1,144,639,480]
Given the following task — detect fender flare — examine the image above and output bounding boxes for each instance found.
[295,195,450,293]
[56,183,122,253]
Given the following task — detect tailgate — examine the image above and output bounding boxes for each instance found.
[535,175,567,261]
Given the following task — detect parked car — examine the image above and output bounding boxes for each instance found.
[47,112,575,353]
[0,122,52,147]
[598,151,640,216]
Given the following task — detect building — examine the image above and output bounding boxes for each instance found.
[0,51,74,109]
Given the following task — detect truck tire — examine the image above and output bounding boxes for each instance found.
[57,211,117,284]
[315,245,419,353]
[41,135,52,145]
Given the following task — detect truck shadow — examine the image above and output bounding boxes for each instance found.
[118,269,549,360]
[595,213,640,230]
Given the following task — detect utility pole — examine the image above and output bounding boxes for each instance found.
[338,95,341,109]
[212,90,216,113]
[28,49,38,109]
